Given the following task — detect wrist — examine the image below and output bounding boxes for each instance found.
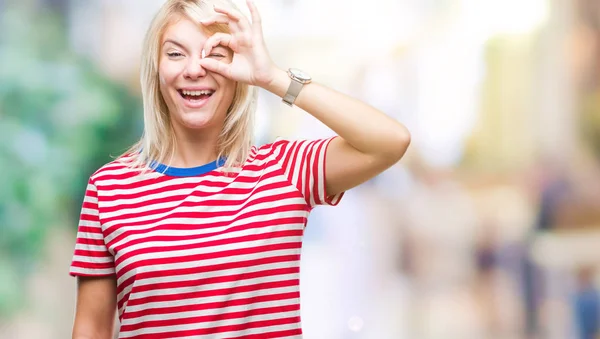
[261,67,290,98]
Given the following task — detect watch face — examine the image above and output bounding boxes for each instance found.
[289,68,311,82]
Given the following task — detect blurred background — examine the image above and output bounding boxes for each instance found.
[1,0,600,338]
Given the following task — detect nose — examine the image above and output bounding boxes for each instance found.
[183,56,207,80]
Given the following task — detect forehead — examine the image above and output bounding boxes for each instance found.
[162,16,209,44]
[161,14,229,46]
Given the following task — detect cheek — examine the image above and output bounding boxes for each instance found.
[158,75,169,101]
[158,63,179,103]
[221,83,236,110]
[158,61,179,86]
[158,69,178,108]
[220,78,237,99]
[157,72,169,95]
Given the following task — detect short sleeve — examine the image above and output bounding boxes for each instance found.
[272,137,344,208]
[69,178,115,277]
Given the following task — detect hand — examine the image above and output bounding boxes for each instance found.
[199,0,278,88]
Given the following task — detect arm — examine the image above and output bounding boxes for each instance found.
[199,0,411,196]
[72,276,117,339]
[263,71,411,196]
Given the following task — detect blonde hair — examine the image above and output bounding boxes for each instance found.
[122,0,257,173]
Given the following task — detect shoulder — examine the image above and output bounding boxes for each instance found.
[245,138,288,159]
[246,138,302,164]
[88,153,147,186]
[253,137,312,155]
[254,137,336,158]
[256,137,291,151]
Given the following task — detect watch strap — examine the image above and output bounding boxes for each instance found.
[282,79,303,107]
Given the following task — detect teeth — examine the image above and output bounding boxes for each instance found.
[182,90,213,96]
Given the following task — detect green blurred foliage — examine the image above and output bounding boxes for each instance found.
[0,4,142,317]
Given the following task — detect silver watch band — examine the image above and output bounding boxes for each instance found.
[282,79,303,107]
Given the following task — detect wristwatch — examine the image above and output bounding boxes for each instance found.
[282,68,312,107]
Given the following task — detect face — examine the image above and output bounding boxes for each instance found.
[159,17,236,133]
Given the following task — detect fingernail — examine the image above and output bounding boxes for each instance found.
[202,49,206,59]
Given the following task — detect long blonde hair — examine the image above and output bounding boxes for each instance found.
[123,0,257,173]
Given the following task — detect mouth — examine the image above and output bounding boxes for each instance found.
[178,88,215,108]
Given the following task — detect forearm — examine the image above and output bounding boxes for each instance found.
[263,68,411,158]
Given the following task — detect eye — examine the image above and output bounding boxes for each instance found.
[167,52,183,58]
[208,46,229,59]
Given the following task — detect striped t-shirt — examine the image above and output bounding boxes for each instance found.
[70,137,343,339]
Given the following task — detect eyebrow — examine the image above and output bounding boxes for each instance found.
[162,39,188,52]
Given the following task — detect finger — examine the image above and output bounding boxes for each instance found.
[200,14,244,38]
[203,32,238,57]
[199,14,231,26]
[246,0,263,34]
[212,5,242,22]
[198,58,232,79]
[213,5,251,32]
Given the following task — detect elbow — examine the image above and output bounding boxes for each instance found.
[387,125,411,163]
[399,126,412,153]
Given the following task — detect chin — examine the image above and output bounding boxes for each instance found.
[165,89,231,132]
[178,110,218,129]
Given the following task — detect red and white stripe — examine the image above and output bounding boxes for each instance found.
[70,138,343,338]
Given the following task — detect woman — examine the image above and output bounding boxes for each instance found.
[70,0,411,338]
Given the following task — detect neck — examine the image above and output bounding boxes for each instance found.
[168,123,221,168]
